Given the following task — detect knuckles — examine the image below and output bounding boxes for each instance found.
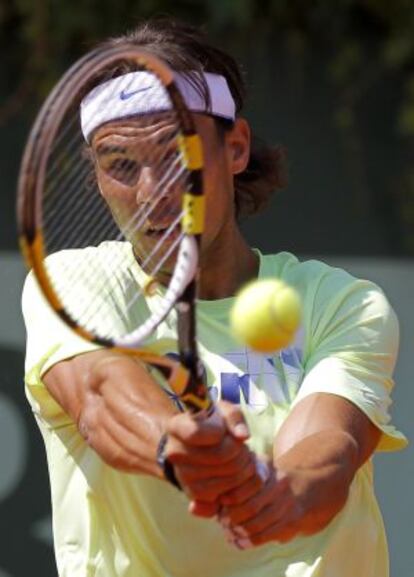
[167,413,225,446]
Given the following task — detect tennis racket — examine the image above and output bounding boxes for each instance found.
[17,43,211,415]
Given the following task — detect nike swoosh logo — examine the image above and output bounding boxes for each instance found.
[119,86,153,100]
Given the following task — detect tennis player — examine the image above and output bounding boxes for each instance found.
[22,18,407,577]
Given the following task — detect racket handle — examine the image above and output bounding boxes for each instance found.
[168,358,213,415]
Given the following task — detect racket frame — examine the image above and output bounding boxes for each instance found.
[17,45,210,413]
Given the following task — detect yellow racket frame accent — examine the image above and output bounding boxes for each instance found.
[182,194,205,235]
[20,234,63,312]
[178,134,203,170]
[179,392,212,412]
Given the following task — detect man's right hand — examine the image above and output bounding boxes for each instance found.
[165,401,268,517]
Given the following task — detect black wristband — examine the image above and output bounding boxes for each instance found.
[156,433,182,491]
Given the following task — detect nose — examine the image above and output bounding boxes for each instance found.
[135,165,157,205]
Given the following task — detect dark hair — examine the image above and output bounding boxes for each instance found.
[102,18,288,218]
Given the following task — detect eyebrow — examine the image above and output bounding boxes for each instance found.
[95,144,128,157]
[94,124,178,160]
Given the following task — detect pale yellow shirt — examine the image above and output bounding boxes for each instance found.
[22,245,407,577]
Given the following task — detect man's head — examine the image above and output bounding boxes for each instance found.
[86,18,287,221]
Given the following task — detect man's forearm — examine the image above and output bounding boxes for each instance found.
[273,429,359,534]
[270,392,381,533]
[273,393,381,470]
[43,350,179,477]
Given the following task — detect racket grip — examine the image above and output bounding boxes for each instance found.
[170,361,214,415]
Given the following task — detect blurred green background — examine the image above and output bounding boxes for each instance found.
[0,2,413,576]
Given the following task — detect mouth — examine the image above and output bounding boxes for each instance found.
[142,222,181,241]
[143,211,182,237]
[145,226,167,237]
[133,222,181,276]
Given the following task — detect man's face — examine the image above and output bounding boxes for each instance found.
[91,112,248,282]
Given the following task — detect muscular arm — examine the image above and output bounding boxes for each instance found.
[271,393,381,534]
[273,392,380,467]
[219,392,381,546]
[43,350,178,477]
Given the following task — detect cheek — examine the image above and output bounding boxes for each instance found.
[96,172,139,226]
[203,160,234,219]
[97,171,136,205]
[202,135,234,201]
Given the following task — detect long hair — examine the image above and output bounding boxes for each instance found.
[101,18,288,218]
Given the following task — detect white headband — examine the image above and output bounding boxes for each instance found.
[80,71,236,142]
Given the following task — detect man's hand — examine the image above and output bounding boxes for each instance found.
[211,393,381,549]
[215,430,357,548]
[165,401,267,515]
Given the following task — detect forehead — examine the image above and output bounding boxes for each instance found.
[91,112,176,150]
[90,112,217,152]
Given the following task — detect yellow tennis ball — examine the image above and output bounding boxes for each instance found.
[230,279,302,352]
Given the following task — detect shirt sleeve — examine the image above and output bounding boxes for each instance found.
[294,271,407,452]
[22,271,100,425]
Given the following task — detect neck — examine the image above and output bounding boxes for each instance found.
[198,226,259,300]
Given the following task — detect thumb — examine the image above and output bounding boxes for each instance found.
[167,409,226,446]
[217,400,250,441]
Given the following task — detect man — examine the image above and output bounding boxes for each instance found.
[22,18,407,577]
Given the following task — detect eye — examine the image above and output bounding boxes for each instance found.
[157,149,182,173]
[106,158,141,185]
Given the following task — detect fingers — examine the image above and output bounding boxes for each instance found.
[224,517,299,549]
[227,503,301,549]
[80,405,158,474]
[219,460,268,507]
[217,469,305,549]
[166,432,247,466]
[216,401,250,440]
[222,496,293,538]
[221,472,291,526]
[174,449,258,503]
[166,402,249,447]
[165,404,252,470]
[164,403,269,519]
[174,444,254,481]
[167,410,226,447]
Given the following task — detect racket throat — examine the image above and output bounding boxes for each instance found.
[175,285,210,413]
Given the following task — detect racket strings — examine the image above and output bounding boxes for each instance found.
[53,230,186,341]
[42,136,106,251]
[52,245,137,339]
[61,212,186,338]
[70,199,185,333]
[122,220,185,319]
[73,231,187,341]
[43,137,186,280]
[43,117,186,252]
[40,79,193,341]
[41,71,165,231]
[108,150,184,235]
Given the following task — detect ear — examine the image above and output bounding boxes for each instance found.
[226,117,251,175]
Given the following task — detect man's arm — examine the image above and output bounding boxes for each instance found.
[273,391,381,467]
[43,350,179,477]
[216,392,381,546]
[43,351,259,495]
